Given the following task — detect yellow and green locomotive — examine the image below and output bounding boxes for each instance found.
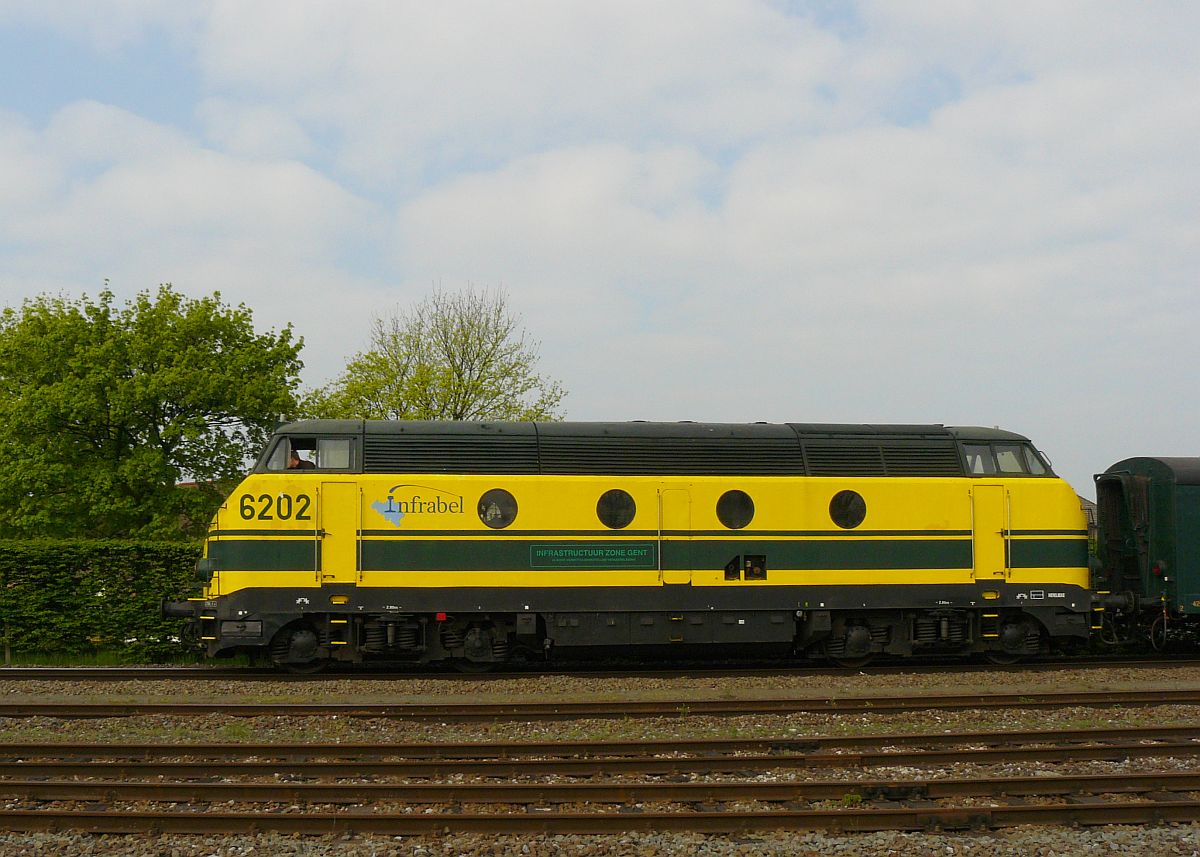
[163,420,1092,670]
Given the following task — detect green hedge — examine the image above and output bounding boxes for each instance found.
[0,540,203,661]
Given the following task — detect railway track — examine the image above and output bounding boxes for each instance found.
[2,652,1200,681]
[0,656,1197,682]
[0,725,1196,834]
[2,803,1199,835]
[2,722,1193,757]
[0,724,1198,777]
[0,687,1198,719]
[3,769,1200,804]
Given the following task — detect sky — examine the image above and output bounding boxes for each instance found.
[1,1,1198,499]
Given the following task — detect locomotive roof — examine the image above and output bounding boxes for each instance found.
[265,420,1043,477]
[274,419,1030,442]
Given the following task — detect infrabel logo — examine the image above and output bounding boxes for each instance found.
[371,484,465,527]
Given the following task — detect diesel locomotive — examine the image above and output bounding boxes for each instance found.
[164,419,1105,671]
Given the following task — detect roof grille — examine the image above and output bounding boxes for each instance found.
[363,435,540,474]
[804,445,886,476]
[537,437,804,475]
[358,426,966,477]
[881,444,963,476]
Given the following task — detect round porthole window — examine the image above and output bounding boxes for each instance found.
[716,490,755,529]
[478,488,518,529]
[597,489,636,529]
[829,490,866,529]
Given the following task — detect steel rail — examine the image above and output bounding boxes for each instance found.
[0,740,1195,778]
[1,770,1199,804]
[1,801,1199,834]
[0,688,1199,719]
[0,723,1196,760]
[1,657,1197,683]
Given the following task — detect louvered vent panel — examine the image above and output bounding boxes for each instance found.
[881,445,964,476]
[362,429,963,477]
[538,437,805,475]
[363,435,540,474]
[804,445,887,476]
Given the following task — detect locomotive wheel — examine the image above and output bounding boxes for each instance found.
[824,624,875,669]
[269,626,326,674]
[983,650,1021,665]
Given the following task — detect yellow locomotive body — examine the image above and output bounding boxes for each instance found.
[169,420,1091,669]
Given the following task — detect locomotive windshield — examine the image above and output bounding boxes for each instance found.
[963,442,1048,476]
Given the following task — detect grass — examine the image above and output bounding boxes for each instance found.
[215,721,256,742]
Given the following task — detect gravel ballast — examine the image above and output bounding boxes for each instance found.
[0,663,1196,855]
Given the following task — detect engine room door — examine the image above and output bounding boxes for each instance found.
[658,487,692,585]
[971,484,1009,580]
[318,482,361,585]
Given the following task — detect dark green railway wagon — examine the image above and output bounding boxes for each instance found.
[1095,457,1200,638]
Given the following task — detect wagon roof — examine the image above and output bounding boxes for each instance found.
[1103,456,1200,486]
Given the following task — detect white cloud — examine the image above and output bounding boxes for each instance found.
[44,100,194,165]
[0,1,203,54]
[196,99,316,160]
[0,110,62,212]
[860,2,1200,78]
[397,145,721,283]
[8,105,368,256]
[0,101,385,371]
[196,1,846,185]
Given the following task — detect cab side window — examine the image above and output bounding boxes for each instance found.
[317,438,352,469]
[963,444,995,475]
[994,443,1026,474]
[265,440,290,471]
[265,437,336,471]
[1022,445,1048,475]
[265,439,314,471]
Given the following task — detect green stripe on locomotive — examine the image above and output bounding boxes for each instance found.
[206,533,1086,574]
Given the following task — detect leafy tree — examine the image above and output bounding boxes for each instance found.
[0,285,303,539]
[306,286,565,421]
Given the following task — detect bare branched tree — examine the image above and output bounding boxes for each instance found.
[306,286,566,421]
